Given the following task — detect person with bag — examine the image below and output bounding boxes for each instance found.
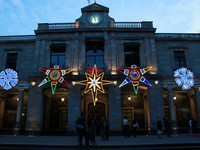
[132,119,139,137]
[76,112,90,150]
[99,117,106,141]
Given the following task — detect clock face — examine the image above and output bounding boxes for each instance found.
[90,14,100,24]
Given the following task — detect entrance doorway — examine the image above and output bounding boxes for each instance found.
[88,102,106,135]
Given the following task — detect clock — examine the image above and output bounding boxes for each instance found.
[89,14,101,25]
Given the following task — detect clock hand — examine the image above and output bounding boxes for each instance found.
[93,15,96,22]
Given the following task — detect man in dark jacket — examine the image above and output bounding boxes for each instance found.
[157,119,162,138]
[76,112,90,150]
[99,117,106,141]
[163,118,171,138]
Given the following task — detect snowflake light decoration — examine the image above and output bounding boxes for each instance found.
[174,67,194,90]
[74,64,114,106]
[0,69,18,90]
[38,65,73,94]
[116,65,152,94]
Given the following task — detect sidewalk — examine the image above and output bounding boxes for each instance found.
[0,134,199,149]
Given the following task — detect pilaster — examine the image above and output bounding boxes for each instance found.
[25,81,44,135]
[108,82,122,134]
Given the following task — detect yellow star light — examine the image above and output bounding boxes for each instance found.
[75,64,114,105]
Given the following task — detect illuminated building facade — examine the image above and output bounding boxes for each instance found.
[0,3,200,135]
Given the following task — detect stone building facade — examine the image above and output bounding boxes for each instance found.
[0,3,200,135]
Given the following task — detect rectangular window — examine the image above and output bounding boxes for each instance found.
[86,40,104,67]
[124,42,140,67]
[174,51,186,69]
[50,44,66,68]
[6,53,18,70]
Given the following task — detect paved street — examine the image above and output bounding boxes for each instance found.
[0,134,200,149]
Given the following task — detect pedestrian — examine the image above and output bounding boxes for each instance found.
[87,113,93,144]
[163,118,171,138]
[189,118,193,135]
[106,119,110,140]
[192,118,197,135]
[123,116,130,138]
[76,112,90,150]
[157,119,162,138]
[99,117,106,141]
[132,119,139,137]
[75,117,80,145]
[90,117,97,145]
[186,120,190,134]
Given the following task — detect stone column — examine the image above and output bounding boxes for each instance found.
[13,89,24,135]
[108,82,122,135]
[167,87,179,133]
[67,84,81,135]
[194,87,200,128]
[25,81,44,135]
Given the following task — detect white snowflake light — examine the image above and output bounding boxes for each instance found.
[0,69,18,90]
[174,67,194,90]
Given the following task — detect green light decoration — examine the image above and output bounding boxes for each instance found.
[38,65,73,95]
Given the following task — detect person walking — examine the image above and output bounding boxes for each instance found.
[157,119,162,138]
[90,118,97,145]
[123,116,130,138]
[192,118,197,135]
[163,118,171,138]
[76,112,90,150]
[87,113,93,144]
[99,117,106,141]
[106,119,110,140]
[189,118,193,135]
[132,119,139,137]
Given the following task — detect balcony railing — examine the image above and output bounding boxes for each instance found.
[48,23,75,29]
[112,22,142,28]
[37,21,152,30]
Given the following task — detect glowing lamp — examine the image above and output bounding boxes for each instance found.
[114,81,117,85]
[17,98,19,101]
[61,97,65,102]
[173,95,177,100]
[154,80,158,85]
[128,96,131,101]
[31,81,36,86]
[72,81,76,86]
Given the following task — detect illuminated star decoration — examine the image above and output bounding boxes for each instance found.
[0,68,18,90]
[174,67,194,90]
[38,65,73,95]
[116,65,152,94]
[75,64,114,106]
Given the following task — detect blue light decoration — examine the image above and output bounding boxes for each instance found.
[38,65,73,94]
[0,69,18,90]
[116,65,152,94]
[174,67,194,90]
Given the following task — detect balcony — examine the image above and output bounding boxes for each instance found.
[37,21,153,30]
